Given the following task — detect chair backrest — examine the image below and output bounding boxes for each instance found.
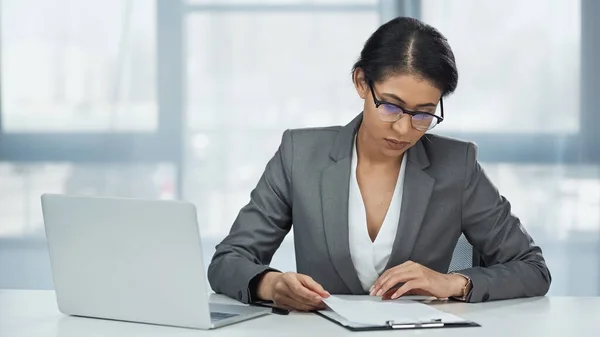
[447,234,479,272]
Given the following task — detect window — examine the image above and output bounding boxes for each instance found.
[481,164,600,240]
[480,163,600,295]
[0,163,176,237]
[187,0,377,4]
[422,0,580,133]
[185,9,379,238]
[0,0,174,240]
[419,0,600,296]
[2,0,599,295]
[1,0,157,132]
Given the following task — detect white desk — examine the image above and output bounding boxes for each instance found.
[1,290,599,337]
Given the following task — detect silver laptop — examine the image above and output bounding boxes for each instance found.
[41,194,270,330]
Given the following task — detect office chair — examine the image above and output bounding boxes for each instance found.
[447,234,482,272]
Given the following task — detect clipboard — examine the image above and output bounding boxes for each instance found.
[314,307,480,331]
[314,296,480,331]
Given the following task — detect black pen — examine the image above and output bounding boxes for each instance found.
[250,302,290,315]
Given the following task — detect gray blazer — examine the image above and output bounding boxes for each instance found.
[208,113,551,303]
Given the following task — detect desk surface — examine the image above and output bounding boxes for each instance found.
[1,290,599,337]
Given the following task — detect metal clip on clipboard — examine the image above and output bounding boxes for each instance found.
[385,319,445,329]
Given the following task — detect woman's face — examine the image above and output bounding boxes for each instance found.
[354,70,443,159]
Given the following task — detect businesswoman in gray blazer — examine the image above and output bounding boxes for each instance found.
[208,17,551,311]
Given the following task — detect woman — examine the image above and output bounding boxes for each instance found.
[207,17,551,311]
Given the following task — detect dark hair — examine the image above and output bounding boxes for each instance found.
[352,17,458,97]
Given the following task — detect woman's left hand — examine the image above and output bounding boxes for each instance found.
[369,261,468,300]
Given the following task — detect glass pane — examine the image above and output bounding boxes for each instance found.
[185,11,378,234]
[187,0,376,4]
[0,163,176,237]
[186,12,377,132]
[480,163,600,295]
[422,0,580,133]
[0,0,157,132]
[185,11,378,273]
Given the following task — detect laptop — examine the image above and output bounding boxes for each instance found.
[41,194,270,330]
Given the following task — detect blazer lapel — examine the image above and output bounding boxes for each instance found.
[385,138,435,270]
[321,114,364,294]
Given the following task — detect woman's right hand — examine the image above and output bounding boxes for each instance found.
[257,272,330,311]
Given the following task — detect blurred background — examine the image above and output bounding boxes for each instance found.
[0,0,598,296]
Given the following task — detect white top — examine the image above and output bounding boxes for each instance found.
[348,137,407,292]
[3,290,597,337]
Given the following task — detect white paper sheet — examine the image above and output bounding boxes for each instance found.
[321,295,467,326]
[318,309,380,328]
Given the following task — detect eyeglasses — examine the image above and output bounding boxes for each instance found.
[368,82,444,131]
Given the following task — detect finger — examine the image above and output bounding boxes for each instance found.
[285,292,325,311]
[388,280,425,300]
[298,275,330,298]
[375,270,420,296]
[410,289,434,296]
[375,261,413,284]
[274,293,316,312]
[314,301,327,310]
[374,271,404,295]
[283,280,323,307]
[382,286,428,300]
[381,283,403,299]
[371,261,417,294]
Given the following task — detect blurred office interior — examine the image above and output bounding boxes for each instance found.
[0,0,599,296]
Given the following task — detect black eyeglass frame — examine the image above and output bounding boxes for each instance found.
[368,81,445,130]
